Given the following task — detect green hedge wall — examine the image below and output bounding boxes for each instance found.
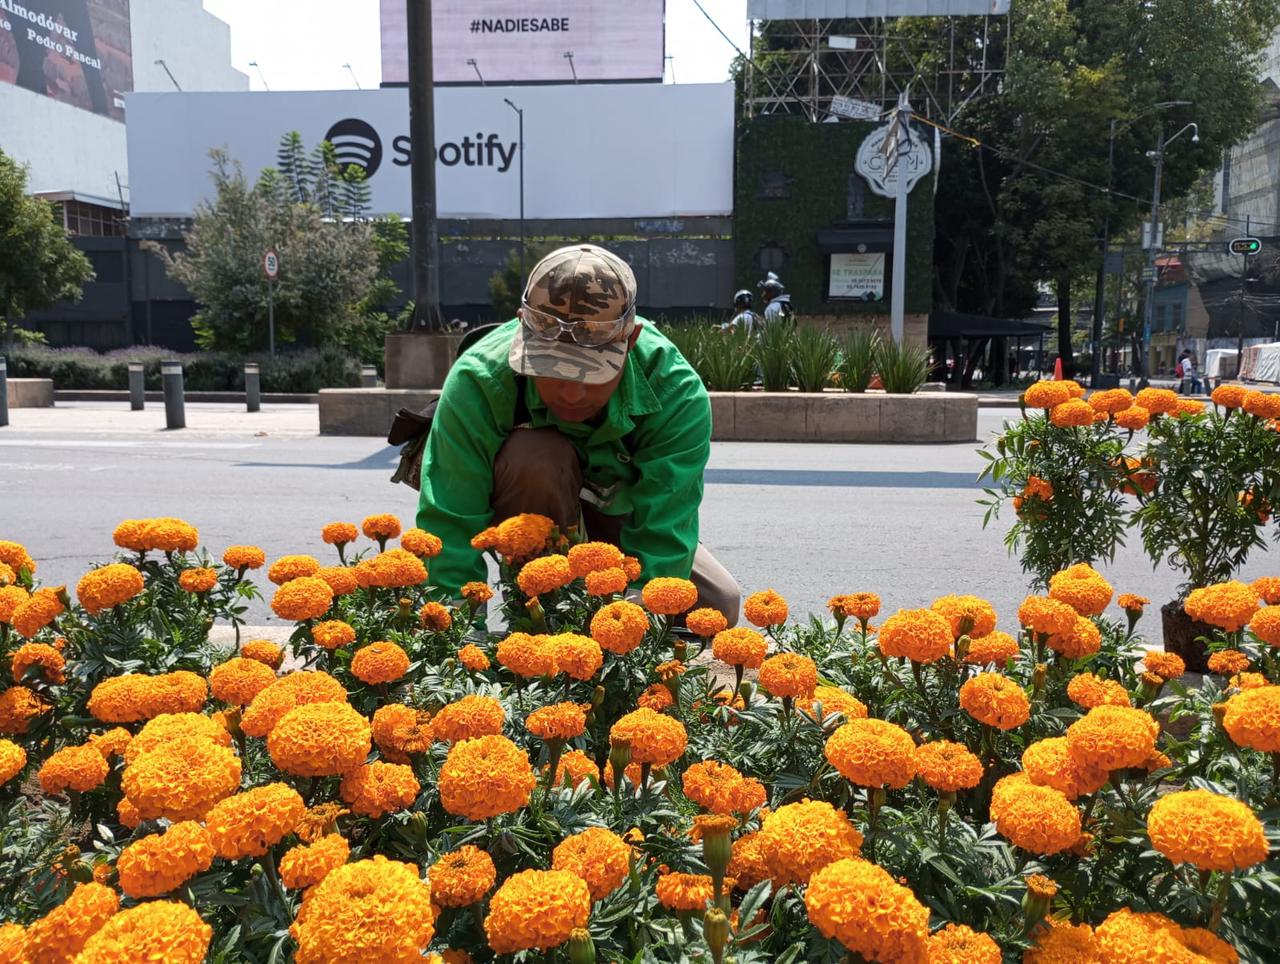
[735,115,935,317]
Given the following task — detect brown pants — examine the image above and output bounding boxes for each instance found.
[492,428,740,626]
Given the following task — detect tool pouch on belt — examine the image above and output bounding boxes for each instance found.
[388,401,439,490]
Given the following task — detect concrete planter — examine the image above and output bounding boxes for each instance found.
[6,378,54,408]
[384,332,465,390]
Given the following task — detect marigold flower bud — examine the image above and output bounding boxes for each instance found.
[704,908,730,964]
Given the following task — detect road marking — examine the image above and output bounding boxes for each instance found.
[0,440,260,450]
[0,463,118,472]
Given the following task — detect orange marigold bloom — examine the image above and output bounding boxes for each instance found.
[439,735,535,821]
[1222,685,1280,752]
[1018,595,1079,637]
[878,608,953,664]
[551,748,600,789]
[1049,398,1095,427]
[927,923,1002,964]
[11,642,65,684]
[1023,380,1074,409]
[1176,398,1207,418]
[270,576,333,622]
[682,760,762,815]
[24,881,119,962]
[204,783,305,859]
[0,684,50,734]
[621,555,643,581]
[1095,909,1239,964]
[294,802,350,844]
[1248,605,1280,647]
[222,545,265,570]
[553,827,631,901]
[1066,672,1131,709]
[400,527,443,558]
[1207,649,1250,675]
[1088,388,1135,415]
[1022,737,1108,800]
[0,585,29,624]
[964,630,1020,666]
[1147,788,1267,872]
[87,671,207,724]
[315,566,359,596]
[1212,384,1249,409]
[354,548,427,589]
[240,670,347,737]
[990,777,1081,855]
[431,695,505,744]
[798,686,868,724]
[418,601,453,632]
[268,702,371,778]
[552,632,604,680]
[121,734,242,821]
[12,587,64,638]
[584,567,629,596]
[526,702,587,742]
[311,619,357,650]
[712,627,768,669]
[124,712,232,765]
[517,554,573,597]
[371,703,434,761]
[322,521,359,546]
[0,540,36,575]
[1185,581,1260,632]
[1135,387,1179,414]
[461,581,494,605]
[1243,389,1280,419]
[177,567,218,593]
[655,872,719,912]
[208,656,276,707]
[496,631,558,677]
[117,821,215,898]
[111,520,148,553]
[361,513,402,541]
[0,562,12,587]
[1142,650,1186,681]
[567,541,625,578]
[641,577,699,615]
[805,858,928,962]
[960,672,1030,730]
[825,718,916,789]
[1065,704,1158,771]
[1048,563,1113,616]
[290,857,434,964]
[1252,576,1280,605]
[590,601,649,655]
[267,554,321,585]
[484,868,590,955]
[38,744,109,794]
[1230,671,1268,690]
[492,513,556,561]
[76,900,211,963]
[430,845,497,907]
[1117,593,1149,612]
[241,639,285,669]
[609,708,687,767]
[76,562,145,615]
[1024,918,1102,963]
[914,740,983,793]
[757,652,817,700]
[458,643,490,672]
[339,761,420,818]
[279,834,350,890]
[930,594,998,639]
[828,592,881,621]
[1046,615,1101,660]
[0,738,26,786]
[351,641,410,685]
[743,588,788,627]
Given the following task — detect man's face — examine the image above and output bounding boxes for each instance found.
[532,326,641,423]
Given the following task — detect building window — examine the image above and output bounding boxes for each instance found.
[1171,303,1183,331]
[54,200,125,238]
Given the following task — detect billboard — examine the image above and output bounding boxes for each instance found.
[0,0,132,119]
[380,0,665,85]
[747,1,1011,16]
[126,84,733,220]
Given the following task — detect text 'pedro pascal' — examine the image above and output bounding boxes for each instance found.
[392,133,518,173]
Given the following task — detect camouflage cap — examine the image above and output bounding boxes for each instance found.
[509,244,638,385]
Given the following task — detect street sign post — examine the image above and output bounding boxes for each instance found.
[1228,237,1262,255]
[830,94,881,121]
[263,249,279,357]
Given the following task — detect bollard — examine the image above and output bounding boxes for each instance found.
[128,362,145,411]
[361,364,378,388]
[161,360,185,429]
[0,356,8,428]
[244,362,261,413]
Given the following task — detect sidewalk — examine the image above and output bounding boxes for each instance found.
[0,400,321,439]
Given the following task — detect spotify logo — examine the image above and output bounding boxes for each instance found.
[324,118,383,177]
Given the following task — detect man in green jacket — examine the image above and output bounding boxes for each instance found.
[415,243,740,623]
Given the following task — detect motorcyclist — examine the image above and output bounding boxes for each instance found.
[723,290,758,335]
[760,273,793,324]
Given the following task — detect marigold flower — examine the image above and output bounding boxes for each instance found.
[1247,605,1280,647]
[1047,564,1113,616]
[1222,685,1280,752]
[929,594,997,640]
[1022,737,1108,800]
[914,740,983,793]
[430,845,497,907]
[1095,909,1239,964]
[0,738,26,786]
[878,608,953,664]
[712,627,768,669]
[0,540,36,575]
[824,717,916,789]
[1046,615,1102,660]
[1088,387,1134,415]
[926,923,1001,964]
[461,581,494,605]
[1185,580,1259,631]
[750,652,815,702]
[11,642,65,684]
[306,620,353,651]
[351,640,410,685]
[24,881,119,962]
[271,576,334,622]
[268,702,371,778]
[1023,381,1074,409]
[0,562,13,587]
[438,735,536,821]
[217,546,263,572]
[798,686,868,724]
[551,748,600,789]
[1211,383,1249,409]
[0,585,29,625]
[641,577,698,615]
[399,527,442,558]
[1066,672,1130,709]
[309,566,356,596]
[117,821,215,898]
[496,631,559,677]
[517,554,573,597]
[75,563,145,615]
[38,744,109,795]
[610,708,687,767]
[655,872,719,912]
[828,592,882,622]
[74,899,211,963]
[1117,593,1149,612]
[432,695,505,743]
[960,672,1030,730]
[1018,595,1078,636]
[0,684,50,734]
[1231,671,1269,690]
[1251,575,1280,605]
[353,548,427,589]
[122,734,242,821]
[1140,650,1185,681]
[413,602,451,634]
[339,761,420,818]
[241,639,285,669]
[743,588,788,627]
[1132,387,1178,415]
[964,630,1020,666]
[290,856,434,964]
[265,554,319,586]
[805,858,928,961]
[176,567,218,594]
[683,760,756,814]
[209,657,276,706]
[1048,397,1095,427]
[1024,918,1101,963]
[124,712,232,764]
[621,555,643,580]
[457,643,490,672]
[471,527,499,552]
[553,827,631,901]
[1065,704,1159,771]
[590,601,649,655]
[240,670,347,737]
[279,834,350,890]
[360,513,402,541]
[990,776,1081,855]
[552,632,604,680]
[491,513,556,561]
[371,703,433,762]
[527,702,587,742]
[11,588,64,637]
[87,671,207,724]
[484,868,590,955]
[1243,389,1280,419]
[567,541,625,577]
[202,782,305,859]
[1207,649,1250,675]
[1146,788,1267,873]
[585,567,629,596]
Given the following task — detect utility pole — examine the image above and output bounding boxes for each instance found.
[1139,126,1164,386]
[407,0,445,330]
[886,92,912,345]
[1090,121,1118,387]
[1236,213,1251,370]
[503,99,526,281]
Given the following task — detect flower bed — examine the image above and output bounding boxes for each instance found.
[0,514,1278,962]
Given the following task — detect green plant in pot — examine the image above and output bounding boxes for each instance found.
[835,327,880,393]
[875,339,930,394]
[754,320,795,391]
[791,326,840,393]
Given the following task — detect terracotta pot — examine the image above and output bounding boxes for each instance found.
[1160,599,1216,673]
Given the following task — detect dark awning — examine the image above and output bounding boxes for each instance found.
[929,310,1053,339]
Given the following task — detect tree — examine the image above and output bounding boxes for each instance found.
[148,135,383,353]
[0,148,93,346]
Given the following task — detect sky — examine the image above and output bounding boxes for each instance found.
[200,0,749,92]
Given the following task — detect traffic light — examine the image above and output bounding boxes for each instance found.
[1228,237,1262,255]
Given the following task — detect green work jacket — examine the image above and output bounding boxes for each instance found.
[414,319,711,593]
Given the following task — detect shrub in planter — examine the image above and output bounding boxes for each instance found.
[754,320,794,391]
[836,327,880,393]
[791,326,839,393]
[875,338,930,394]
[700,328,757,392]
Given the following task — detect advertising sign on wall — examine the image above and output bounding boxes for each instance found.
[0,0,132,119]
[829,252,885,300]
[380,0,665,85]
[126,84,733,220]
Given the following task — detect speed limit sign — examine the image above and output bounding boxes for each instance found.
[262,248,280,281]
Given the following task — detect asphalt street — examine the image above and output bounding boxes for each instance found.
[1,402,1273,634]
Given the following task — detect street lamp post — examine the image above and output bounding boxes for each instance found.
[503,98,526,281]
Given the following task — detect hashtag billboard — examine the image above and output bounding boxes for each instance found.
[380,0,665,85]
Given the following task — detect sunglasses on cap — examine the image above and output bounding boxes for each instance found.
[519,299,636,348]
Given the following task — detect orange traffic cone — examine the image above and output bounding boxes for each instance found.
[1053,356,1064,381]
